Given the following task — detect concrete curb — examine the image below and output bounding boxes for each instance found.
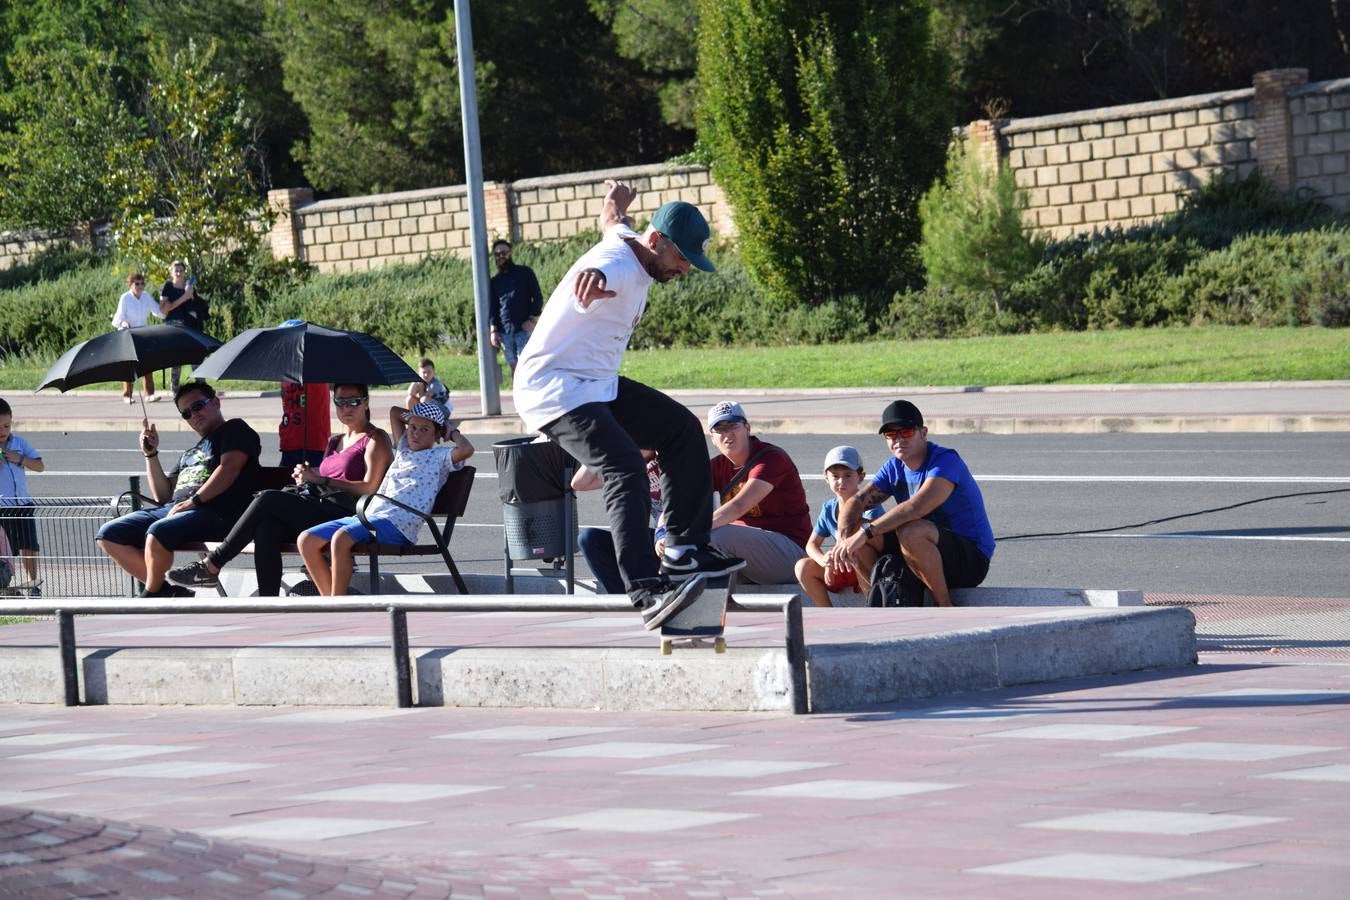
[0,606,1196,712]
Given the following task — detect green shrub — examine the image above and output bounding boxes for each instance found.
[919,140,1043,315]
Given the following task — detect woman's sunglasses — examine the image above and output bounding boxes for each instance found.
[334,397,366,408]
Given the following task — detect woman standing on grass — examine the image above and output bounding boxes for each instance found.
[111,272,163,403]
[166,383,393,595]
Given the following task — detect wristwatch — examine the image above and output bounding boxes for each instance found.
[190,493,203,507]
[861,523,874,539]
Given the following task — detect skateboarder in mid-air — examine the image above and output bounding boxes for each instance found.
[512,180,745,629]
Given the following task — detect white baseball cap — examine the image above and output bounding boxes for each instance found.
[822,445,863,472]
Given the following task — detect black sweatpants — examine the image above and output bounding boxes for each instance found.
[540,377,712,592]
[207,489,352,595]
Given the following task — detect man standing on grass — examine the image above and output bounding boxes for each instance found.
[829,400,994,606]
[513,180,745,629]
[488,239,544,377]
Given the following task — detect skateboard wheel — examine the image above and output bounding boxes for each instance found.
[661,640,673,655]
[714,637,726,653]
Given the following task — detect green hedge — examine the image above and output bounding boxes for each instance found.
[2,174,1346,361]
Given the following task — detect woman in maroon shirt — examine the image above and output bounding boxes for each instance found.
[706,401,810,584]
[166,384,393,595]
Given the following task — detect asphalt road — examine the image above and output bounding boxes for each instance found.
[16,430,1350,599]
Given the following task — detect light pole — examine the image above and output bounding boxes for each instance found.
[455,0,501,415]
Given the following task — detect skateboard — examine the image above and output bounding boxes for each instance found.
[660,572,736,655]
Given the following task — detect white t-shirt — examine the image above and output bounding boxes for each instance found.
[365,435,464,543]
[512,225,653,431]
[111,290,163,329]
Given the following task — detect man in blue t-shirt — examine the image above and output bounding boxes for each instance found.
[829,399,994,606]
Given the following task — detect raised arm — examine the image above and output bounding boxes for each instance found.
[389,406,407,444]
[598,179,637,230]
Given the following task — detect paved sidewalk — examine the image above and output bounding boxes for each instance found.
[2,657,1348,897]
[5,380,1350,435]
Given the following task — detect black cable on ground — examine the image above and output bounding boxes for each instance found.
[997,486,1350,542]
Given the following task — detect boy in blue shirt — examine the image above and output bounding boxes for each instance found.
[830,400,995,607]
[0,398,46,592]
[794,445,885,607]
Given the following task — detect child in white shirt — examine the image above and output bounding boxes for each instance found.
[297,401,473,595]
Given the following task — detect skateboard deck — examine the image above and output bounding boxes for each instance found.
[660,571,736,654]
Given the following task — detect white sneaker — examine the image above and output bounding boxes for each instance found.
[147,394,162,403]
[123,396,134,405]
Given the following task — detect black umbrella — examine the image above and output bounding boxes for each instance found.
[37,325,223,415]
[194,322,419,386]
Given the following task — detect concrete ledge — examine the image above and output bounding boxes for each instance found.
[0,606,1194,712]
[805,607,1197,710]
[738,584,1144,608]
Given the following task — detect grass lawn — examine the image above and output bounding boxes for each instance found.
[1,326,1345,393]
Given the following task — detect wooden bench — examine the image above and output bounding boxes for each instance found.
[121,465,476,596]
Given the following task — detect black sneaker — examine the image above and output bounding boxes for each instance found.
[660,545,746,581]
[287,578,321,597]
[631,575,707,631]
[167,559,220,589]
[138,583,193,598]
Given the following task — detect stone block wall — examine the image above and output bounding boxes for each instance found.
[975,70,1349,239]
[271,162,732,273]
[1290,77,1350,208]
[999,90,1256,239]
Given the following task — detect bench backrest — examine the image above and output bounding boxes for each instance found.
[256,466,295,492]
[429,466,475,539]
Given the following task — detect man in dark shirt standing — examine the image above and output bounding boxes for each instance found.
[488,239,544,376]
[95,382,262,597]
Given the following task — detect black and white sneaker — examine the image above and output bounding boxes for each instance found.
[167,559,220,589]
[138,582,193,598]
[631,574,707,631]
[660,545,746,582]
[287,578,321,597]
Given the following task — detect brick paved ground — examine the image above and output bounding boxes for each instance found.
[2,651,1349,897]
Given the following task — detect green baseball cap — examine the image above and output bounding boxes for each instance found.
[650,201,715,272]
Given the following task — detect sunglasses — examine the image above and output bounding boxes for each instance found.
[131,281,146,286]
[179,397,211,420]
[333,397,366,408]
[711,421,743,435]
[883,427,918,440]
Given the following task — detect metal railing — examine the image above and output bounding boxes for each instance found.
[4,594,809,713]
[1,497,130,599]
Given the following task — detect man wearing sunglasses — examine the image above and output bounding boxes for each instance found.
[828,400,994,607]
[513,179,745,631]
[96,382,262,597]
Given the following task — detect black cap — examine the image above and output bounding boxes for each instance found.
[879,399,924,433]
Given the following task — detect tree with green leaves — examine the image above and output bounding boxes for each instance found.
[588,0,699,130]
[110,39,273,318]
[697,0,950,307]
[0,49,131,231]
[919,138,1043,315]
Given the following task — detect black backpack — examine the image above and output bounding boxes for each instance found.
[866,553,927,607]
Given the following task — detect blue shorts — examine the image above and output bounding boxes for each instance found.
[303,515,410,546]
[95,504,231,550]
[502,329,531,367]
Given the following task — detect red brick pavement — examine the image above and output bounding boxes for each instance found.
[3,659,1349,897]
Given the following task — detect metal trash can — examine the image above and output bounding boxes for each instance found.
[492,436,577,592]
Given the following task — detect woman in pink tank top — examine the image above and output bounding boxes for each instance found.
[165,383,395,595]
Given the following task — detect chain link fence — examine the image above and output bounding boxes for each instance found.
[0,488,140,599]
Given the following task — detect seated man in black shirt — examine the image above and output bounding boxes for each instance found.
[96,382,262,597]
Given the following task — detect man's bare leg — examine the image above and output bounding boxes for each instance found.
[144,535,174,591]
[98,539,148,583]
[897,520,952,607]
